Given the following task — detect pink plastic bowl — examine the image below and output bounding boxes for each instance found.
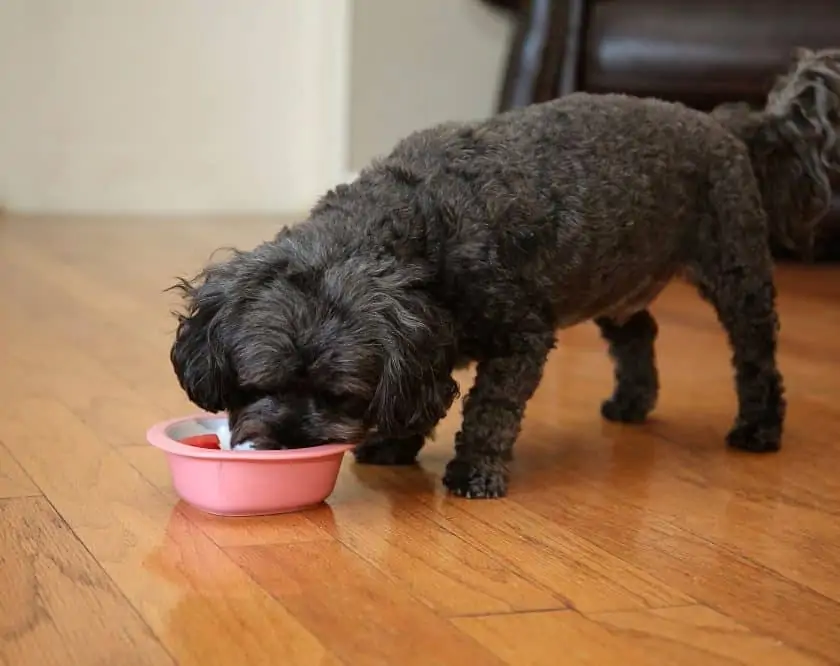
[146,413,356,516]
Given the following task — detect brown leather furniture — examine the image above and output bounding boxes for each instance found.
[483,0,840,260]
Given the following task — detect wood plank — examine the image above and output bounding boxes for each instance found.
[299,460,566,616]
[228,541,506,666]
[522,490,840,662]
[454,607,826,666]
[331,445,694,614]
[504,332,840,607]
[0,496,173,666]
[311,498,565,616]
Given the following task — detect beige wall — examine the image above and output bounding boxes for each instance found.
[0,0,347,214]
[349,0,513,172]
[0,0,512,213]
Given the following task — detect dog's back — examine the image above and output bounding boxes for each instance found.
[360,92,745,325]
[312,49,840,331]
[388,92,729,244]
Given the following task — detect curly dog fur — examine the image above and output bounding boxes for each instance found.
[170,48,840,498]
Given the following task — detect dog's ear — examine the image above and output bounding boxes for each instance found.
[360,268,459,436]
[372,343,460,437]
[318,256,460,436]
[168,271,237,412]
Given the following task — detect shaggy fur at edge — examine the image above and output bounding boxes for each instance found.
[170,48,840,498]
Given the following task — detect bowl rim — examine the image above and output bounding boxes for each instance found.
[146,412,357,461]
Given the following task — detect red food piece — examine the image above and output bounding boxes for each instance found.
[181,434,221,450]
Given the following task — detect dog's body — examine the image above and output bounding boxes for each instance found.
[171,48,840,498]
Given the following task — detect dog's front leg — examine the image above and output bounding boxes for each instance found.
[443,332,554,499]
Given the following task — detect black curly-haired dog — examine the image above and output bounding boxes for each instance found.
[170,47,840,498]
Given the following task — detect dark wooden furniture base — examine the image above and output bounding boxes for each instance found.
[484,0,840,260]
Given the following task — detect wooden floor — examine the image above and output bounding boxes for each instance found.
[2,215,840,666]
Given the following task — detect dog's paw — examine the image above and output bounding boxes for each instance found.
[353,445,418,466]
[726,420,782,453]
[601,394,653,424]
[443,458,508,499]
[353,434,424,466]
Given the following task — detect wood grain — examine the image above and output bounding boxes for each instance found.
[0,444,38,498]
[454,607,827,666]
[321,463,693,614]
[0,397,340,666]
[0,496,173,666]
[305,482,567,616]
[1,215,839,665]
[228,541,506,666]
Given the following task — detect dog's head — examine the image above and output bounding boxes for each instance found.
[169,235,458,449]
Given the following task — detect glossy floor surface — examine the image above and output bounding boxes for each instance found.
[1,216,839,666]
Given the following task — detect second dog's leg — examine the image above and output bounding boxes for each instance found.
[596,310,659,423]
[443,332,554,499]
[353,432,427,466]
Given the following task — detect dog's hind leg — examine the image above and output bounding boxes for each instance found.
[353,432,427,466]
[596,310,659,423]
[690,153,785,453]
[443,330,554,499]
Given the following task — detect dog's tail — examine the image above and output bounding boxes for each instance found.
[713,48,840,258]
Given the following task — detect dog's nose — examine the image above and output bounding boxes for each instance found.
[231,421,299,450]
